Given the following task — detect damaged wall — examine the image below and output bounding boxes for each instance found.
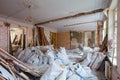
[0,21,9,52]
[57,31,96,49]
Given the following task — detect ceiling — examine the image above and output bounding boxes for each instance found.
[0,0,111,32]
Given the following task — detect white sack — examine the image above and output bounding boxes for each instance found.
[17,50,25,61]
[57,47,70,64]
[38,56,43,64]
[46,49,55,64]
[83,47,93,53]
[66,48,82,54]
[93,47,100,52]
[42,56,49,64]
[40,62,63,80]
[91,52,106,70]
[69,63,88,78]
[80,52,93,66]
[67,74,83,80]
[27,53,39,65]
[15,48,23,58]
[56,68,68,80]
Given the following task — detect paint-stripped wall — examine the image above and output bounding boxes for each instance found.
[0,21,9,51]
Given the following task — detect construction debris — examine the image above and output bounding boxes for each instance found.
[0,45,106,80]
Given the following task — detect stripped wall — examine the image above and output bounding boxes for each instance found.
[0,21,9,51]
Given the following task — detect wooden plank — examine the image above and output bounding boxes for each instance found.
[18,34,22,46]
[0,57,30,80]
[0,48,41,77]
[36,26,49,46]
[23,34,26,50]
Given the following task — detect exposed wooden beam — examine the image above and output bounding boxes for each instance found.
[64,21,97,27]
[35,9,104,25]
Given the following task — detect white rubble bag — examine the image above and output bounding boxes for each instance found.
[69,63,88,78]
[56,67,68,80]
[42,56,49,64]
[23,48,32,62]
[67,74,82,80]
[68,62,98,80]
[57,47,70,64]
[66,63,85,80]
[45,49,55,64]
[15,48,23,58]
[81,66,98,80]
[80,52,93,66]
[27,53,40,65]
[83,47,93,53]
[66,48,82,54]
[91,52,106,70]
[17,50,25,61]
[93,47,100,52]
[38,55,43,64]
[40,62,63,80]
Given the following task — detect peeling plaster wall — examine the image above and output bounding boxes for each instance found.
[0,21,9,51]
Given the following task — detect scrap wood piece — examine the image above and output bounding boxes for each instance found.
[0,75,6,80]
[0,59,16,79]
[12,35,18,44]
[0,57,29,80]
[18,72,30,80]
[0,48,41,77]
[99,34,108,53]
[11,65,30,80]
[18,34,22,46]
[36,26,49,46]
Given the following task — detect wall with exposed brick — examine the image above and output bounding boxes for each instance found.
[0,21,9,52]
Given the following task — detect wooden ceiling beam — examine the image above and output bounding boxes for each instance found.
[64,21,97,27]
[35,9,104,25]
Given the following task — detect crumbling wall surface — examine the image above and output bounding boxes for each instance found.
[0,22,9,51]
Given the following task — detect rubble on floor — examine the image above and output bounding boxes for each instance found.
[0,45,106,80]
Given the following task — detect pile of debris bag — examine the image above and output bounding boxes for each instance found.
[0,45,106,80]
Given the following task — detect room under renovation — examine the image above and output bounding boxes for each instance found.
[0,0,119,80]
